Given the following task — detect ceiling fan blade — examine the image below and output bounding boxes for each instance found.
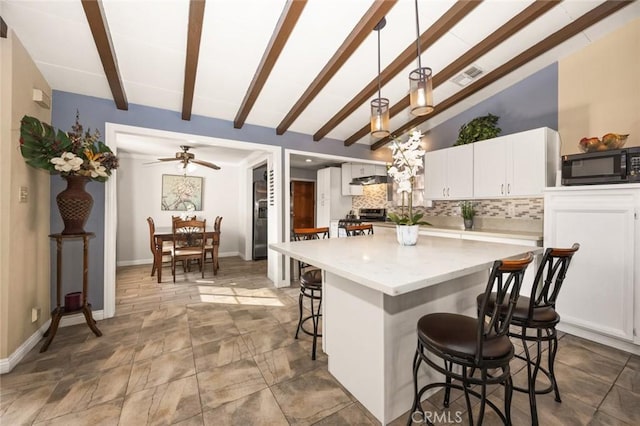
[157,157,180,162]
[191,159,221,170]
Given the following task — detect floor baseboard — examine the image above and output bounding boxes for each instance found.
[0,310,104,374]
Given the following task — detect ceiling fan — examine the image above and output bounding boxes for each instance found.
[156,145,220,170]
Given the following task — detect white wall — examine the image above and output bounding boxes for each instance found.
[116,154,242,265]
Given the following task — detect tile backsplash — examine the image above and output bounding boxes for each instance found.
[352,184,544,220]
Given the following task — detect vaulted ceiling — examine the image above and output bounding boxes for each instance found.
[3,0,639,152]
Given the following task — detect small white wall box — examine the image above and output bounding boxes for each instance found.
[32,88,50,109]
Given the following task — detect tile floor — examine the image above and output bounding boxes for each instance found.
[1,257,638,425]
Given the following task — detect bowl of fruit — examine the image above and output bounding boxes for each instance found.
[578,133,629,153]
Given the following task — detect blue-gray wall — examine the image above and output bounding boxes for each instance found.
[48,62,558,310]
[425,63,558,150]
[49,91,384,310]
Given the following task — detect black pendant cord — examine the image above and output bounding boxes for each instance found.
[377,26,382,102]
[414,0,422,70]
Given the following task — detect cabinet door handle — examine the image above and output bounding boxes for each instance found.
[443,188,446,196]
[447,187,450,196]
[507,183,511,194]
[501,184,504,195]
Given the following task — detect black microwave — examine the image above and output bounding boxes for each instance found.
[561,147,640,185]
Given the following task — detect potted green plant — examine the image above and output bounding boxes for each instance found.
[454,113,501,146]
[460,201,476,230]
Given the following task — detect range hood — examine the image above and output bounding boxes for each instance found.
[350,175,388,185]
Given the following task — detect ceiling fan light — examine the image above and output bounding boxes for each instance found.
[370,97,390,138]
[176,161,196,173]
[409,67,434,116]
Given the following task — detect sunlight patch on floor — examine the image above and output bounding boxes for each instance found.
[197,286,284,306]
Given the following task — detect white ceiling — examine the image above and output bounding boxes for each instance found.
[3,0,639,168]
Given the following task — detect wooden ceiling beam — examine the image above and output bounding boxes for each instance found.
[1,16,7,39]
[344,0,561,146]
[234,0,307,129]
[313,0,480,142]
[370,0,633,151]
[182,0,206,121]
[275,0,398,135]
[81,0,128,110]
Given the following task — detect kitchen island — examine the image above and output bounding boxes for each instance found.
[270,233,542,424]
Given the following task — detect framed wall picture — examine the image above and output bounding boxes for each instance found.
[161,174,203,211]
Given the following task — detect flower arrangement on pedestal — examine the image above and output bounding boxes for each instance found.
[19,111,119,181]
[19,111,119,234]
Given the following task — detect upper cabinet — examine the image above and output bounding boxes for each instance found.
[341,163,363,196]
[473,127,560,198]
[425,144,473,200]
[351,164,376,178]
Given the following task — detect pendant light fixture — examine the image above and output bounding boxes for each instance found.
[409,0,434,116]
[370,17,390,138]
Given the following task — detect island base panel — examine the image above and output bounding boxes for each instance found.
[324,270,489,424]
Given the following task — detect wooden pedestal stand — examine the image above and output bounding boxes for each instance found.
[41,233,102,352]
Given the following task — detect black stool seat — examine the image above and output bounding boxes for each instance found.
[479,294,560,325]
[418,313,513,362]
[300,269,322,289]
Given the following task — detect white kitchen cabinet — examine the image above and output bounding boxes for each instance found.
[424,144,473,200]
[341,163,363,196]
[317,167,353,228]
[352,163,376,178]
[544,185,640,351]
[474,127,559,198]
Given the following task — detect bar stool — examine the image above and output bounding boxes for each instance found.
[476,244,579,425]
[408,253,533,426]
[292,227,329,360]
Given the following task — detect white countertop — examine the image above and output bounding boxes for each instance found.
[270,233,542,296]
[372,221,543,242]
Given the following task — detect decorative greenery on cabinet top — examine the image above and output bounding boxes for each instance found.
[454,113,501,146]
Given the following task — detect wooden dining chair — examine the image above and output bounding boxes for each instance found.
[205,216,222,274]
[172,218,206,282]
[146,217,172,277]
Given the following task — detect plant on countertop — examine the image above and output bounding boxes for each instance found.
[387,130,431,226]
[19,111,119,182]
[454,113,501,146]
[460,201,476,220]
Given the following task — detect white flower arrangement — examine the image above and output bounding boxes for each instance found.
[387,130,431,226]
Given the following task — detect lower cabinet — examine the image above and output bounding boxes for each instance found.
[544,185,640,349]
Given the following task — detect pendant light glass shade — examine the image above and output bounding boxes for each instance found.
[409,67,433,116]
[370,98,390,138]
[370,17,389,138]
[409,0,434,116]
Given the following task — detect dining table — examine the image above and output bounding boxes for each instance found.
[153,226,220,283]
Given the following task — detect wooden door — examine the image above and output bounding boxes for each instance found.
[292,181,315,229]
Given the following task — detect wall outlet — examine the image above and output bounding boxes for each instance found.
[507,202,516,217]
[453,206,461,216]
[19,186,28,203]
[31,307,40,323]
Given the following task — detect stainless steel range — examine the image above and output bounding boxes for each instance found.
[358,208,387,222]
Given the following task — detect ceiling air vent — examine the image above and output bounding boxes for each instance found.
[451,65,484,87]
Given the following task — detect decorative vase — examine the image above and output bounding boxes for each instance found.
[396,224,420,246]
[56,175,93,235]
[464,218,473,230]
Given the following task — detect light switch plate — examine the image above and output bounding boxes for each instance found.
[19,186,28,203]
